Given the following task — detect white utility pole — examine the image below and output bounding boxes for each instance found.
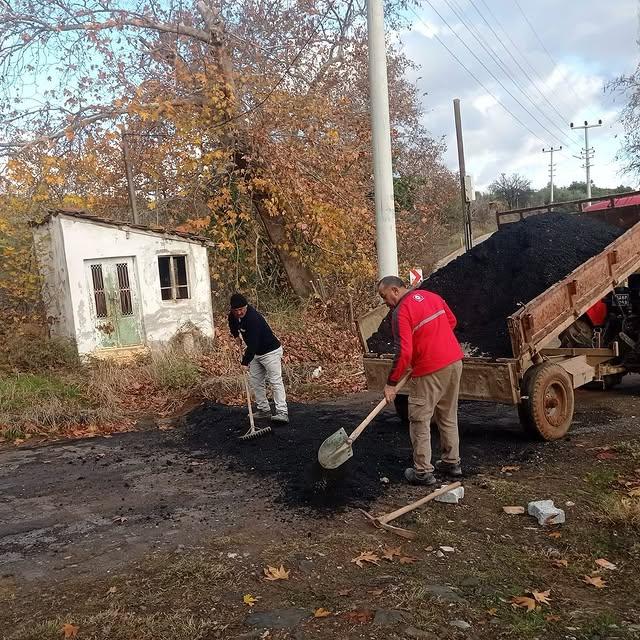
[367,0,398,279]
[570,120,602,199]
[542,146,561,203]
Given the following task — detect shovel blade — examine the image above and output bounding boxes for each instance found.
[318,428,353,469]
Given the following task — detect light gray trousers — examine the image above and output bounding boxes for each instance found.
[249,346,288,415]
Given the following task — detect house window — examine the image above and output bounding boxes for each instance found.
[90,264,108,318]
[158,255,189,301]
[116,263,134,316]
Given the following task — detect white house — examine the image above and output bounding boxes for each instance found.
[32,209,215,357]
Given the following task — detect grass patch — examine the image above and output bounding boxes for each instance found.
[504,608,548,638]
[148,349,201,390]
[585,468,618,493]
[0,334,79,373]
[612,439,640,460]
[597,494,640,530]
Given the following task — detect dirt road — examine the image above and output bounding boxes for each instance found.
[2,380,640,639]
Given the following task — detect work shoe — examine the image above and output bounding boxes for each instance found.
[435,460,463,477]
[271,412,289,424]
[404,468,437,486]
[254,409,272,419]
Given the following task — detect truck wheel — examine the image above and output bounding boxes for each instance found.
[394,395,409,424]
[519,363,574,441]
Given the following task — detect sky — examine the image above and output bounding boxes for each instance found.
[399,0,640,192]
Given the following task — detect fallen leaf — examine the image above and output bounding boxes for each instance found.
[551,559,568,568]
[399,555,418,565]
[61,624,79,639]
[628,487,640,497]
[511,595,537,612]
[368,588,384,596]
[351,551,380,568]
[337,588,353,596]
[381,546,402,561]
[502,506,525,515]
[243,594,261,606]
[531,589,551,605]
[582,575,607,589]
[595,558,617,571]
[314,607,332,618]
[501,465,520,473]
[264,565,290,581]
[487,608,498,617]
[106,586,117,595]
[596,451,617,460]
[545,614,561,623]
[341,609,374,624]
[547,532,562,539]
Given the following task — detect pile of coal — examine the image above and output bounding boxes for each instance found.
[367,213,622,357]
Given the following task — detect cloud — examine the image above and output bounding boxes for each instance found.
[400,0,640,191]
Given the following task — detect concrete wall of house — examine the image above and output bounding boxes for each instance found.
[32,218,76,339]
[58,216,214,355]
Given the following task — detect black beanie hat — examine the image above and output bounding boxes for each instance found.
[230,293,248,309]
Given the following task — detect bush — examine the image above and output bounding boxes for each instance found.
[1,333,79,373]
[148,349,201,390]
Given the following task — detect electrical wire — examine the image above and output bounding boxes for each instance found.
[443,0,576,150]
[406,5,556,148]
[419,0,569,149]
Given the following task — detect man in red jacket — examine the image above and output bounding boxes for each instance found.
[378,276,464,485]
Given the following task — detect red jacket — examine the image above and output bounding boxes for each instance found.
[387,289,464,385]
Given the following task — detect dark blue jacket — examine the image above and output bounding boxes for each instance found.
[228,305,281,366]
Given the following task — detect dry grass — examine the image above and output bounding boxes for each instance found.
[599,495,640,530]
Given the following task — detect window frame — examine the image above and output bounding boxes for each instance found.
[158,254,190,302]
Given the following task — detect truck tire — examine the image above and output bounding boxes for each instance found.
[518,363,574,441]
[394,395,409,424]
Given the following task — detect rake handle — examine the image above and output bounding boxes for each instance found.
[243,370,255,431]
[346,371,411,445]
[377,481,462,525]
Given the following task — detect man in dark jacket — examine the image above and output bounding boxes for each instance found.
[228,293,288,423]
[378,276,464,485]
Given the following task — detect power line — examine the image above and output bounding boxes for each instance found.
[513,0,583,105]
[466,0,572,128]
[443,0,576,150]
[419,0,569,149]
[406,6,557,147]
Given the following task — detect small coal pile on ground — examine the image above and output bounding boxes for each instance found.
[185,401,411,513]
[367,213,622,357]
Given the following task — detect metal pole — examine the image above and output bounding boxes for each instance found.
[542,146,561,203]
[453,99,471,251]
[121,132,140,224]
[584,126,591,199]
[367,0,398,278]
[570,120,601,200]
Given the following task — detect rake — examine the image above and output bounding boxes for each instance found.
[240,370,272,440]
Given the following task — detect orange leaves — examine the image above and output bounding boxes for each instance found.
[511,589,552,613]
[263,565,290,581]
[351,551,380,568]
[61,624,79,638]
[314,608,332,618]
[583,575,607,589]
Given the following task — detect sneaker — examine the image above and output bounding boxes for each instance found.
[254,409,272,419]
[435,460,463,477]
[404,468,437,486]
[271,412,289,424]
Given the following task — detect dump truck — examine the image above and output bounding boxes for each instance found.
[357,191,640,441]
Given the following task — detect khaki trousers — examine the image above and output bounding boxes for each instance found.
[408,360,463,473]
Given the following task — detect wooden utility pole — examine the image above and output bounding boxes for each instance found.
[453,99,472,251]
[121,131,140,224]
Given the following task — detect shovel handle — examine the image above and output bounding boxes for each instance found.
[347,371,411,445]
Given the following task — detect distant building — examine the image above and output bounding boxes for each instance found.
[32,209,214,357]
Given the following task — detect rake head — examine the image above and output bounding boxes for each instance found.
[240,425,272,440]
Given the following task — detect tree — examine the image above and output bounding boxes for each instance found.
[489,173,533,209]
[609,65,640,178]
[0,0,456,303]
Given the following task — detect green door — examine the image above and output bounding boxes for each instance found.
[87,258,143,349]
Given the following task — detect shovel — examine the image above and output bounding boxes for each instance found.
[317,371,411,469]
